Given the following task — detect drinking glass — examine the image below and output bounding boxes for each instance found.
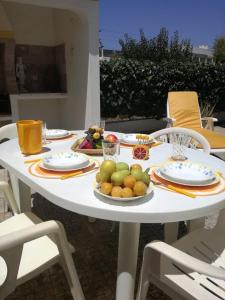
[42,121,47,144]
[91,119,105,132]
[16,120,42,154]
[100,119,105,131]
[169,133,188,161]
[102,140,120,161]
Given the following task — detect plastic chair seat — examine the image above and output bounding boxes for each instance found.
[193,127,225,149]
[0,212,59,285]
[160,228,225,299]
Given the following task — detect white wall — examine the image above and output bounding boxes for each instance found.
[17,98,63,128]
[53,9,88,129]
[3,0,100,130]
[2,1,55,45]
[53,2,100,130]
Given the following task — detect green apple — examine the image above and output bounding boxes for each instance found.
[100,171,111,182]
[131,169,143,181]
[142,172,150,185]
[100,160,116,176]
[111,170,130,186]
[116,162,129,172]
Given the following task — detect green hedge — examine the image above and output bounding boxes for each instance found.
[100,58,225,119]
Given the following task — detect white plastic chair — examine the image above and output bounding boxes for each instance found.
[151,127,211,243]
[151,127,211,154]
[0,181,85,300]
[0,123,17,140]
[166,91,225,154]
[0,123,21,212]
[137,207,225,300]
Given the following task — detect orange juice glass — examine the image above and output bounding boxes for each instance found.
[16,120,43,154]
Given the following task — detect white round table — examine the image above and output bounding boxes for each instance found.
[0,131,225,300]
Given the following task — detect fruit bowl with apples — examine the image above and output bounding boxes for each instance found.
[71,127,119,155]
[94,160,153,201]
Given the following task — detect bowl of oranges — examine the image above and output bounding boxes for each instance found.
[94,160,153,201]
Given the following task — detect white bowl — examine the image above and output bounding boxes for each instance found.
[158,162,216,186]
[94,182,154,202]
[121,133,153,145]
[46,129,69,139]
[43,152,89,171]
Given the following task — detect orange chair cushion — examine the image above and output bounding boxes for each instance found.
[192,128,225,149]
[168,91,202,128]
[168,91,225,149]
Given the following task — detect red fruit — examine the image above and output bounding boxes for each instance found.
[79,139,93,149]
[133,145,148,160]
[105,134,118,143]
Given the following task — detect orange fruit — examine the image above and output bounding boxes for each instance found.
[133,181,147,196]
[100,182,113,195]
[121,187,133,198]
[130,164,142,171]
[123,175,136,189]
[111,186,123,198]
[133,145,149,160]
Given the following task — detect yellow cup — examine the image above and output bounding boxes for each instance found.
[16,120,43,154]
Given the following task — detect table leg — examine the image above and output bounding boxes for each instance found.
[18,179,31,212]
[164,222,179,244]
[189,217,205,232]
[116,222,140,300]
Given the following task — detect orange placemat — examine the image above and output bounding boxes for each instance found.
[28,159,100,179]
[151,169,225,196]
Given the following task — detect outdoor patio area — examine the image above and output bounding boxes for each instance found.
[0,190,219,300]
[2,193,174,300]
[0,124,224,300]
[1,0,225,298]
[0,194,219,300]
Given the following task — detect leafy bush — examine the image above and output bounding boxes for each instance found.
[119,28,193,63]
[100,58,225,119]
[213,36,225,63]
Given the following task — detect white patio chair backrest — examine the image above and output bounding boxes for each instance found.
[0,123,17,140]
[0,123,20,209]
[151,127,210,154]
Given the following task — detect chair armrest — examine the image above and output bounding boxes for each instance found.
[163,117,176,128]
[0,218,83,297]
[201,117,218,122]
[0,220,69,252]
[0,181,20,214]
[163,117,176,122]
[145,240,225,280]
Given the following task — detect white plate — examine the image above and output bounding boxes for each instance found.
[94,182,153,202]
[155,162,218,186]
[42,152,89,171]
[121,133,153,145]
[46,129,69,139]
